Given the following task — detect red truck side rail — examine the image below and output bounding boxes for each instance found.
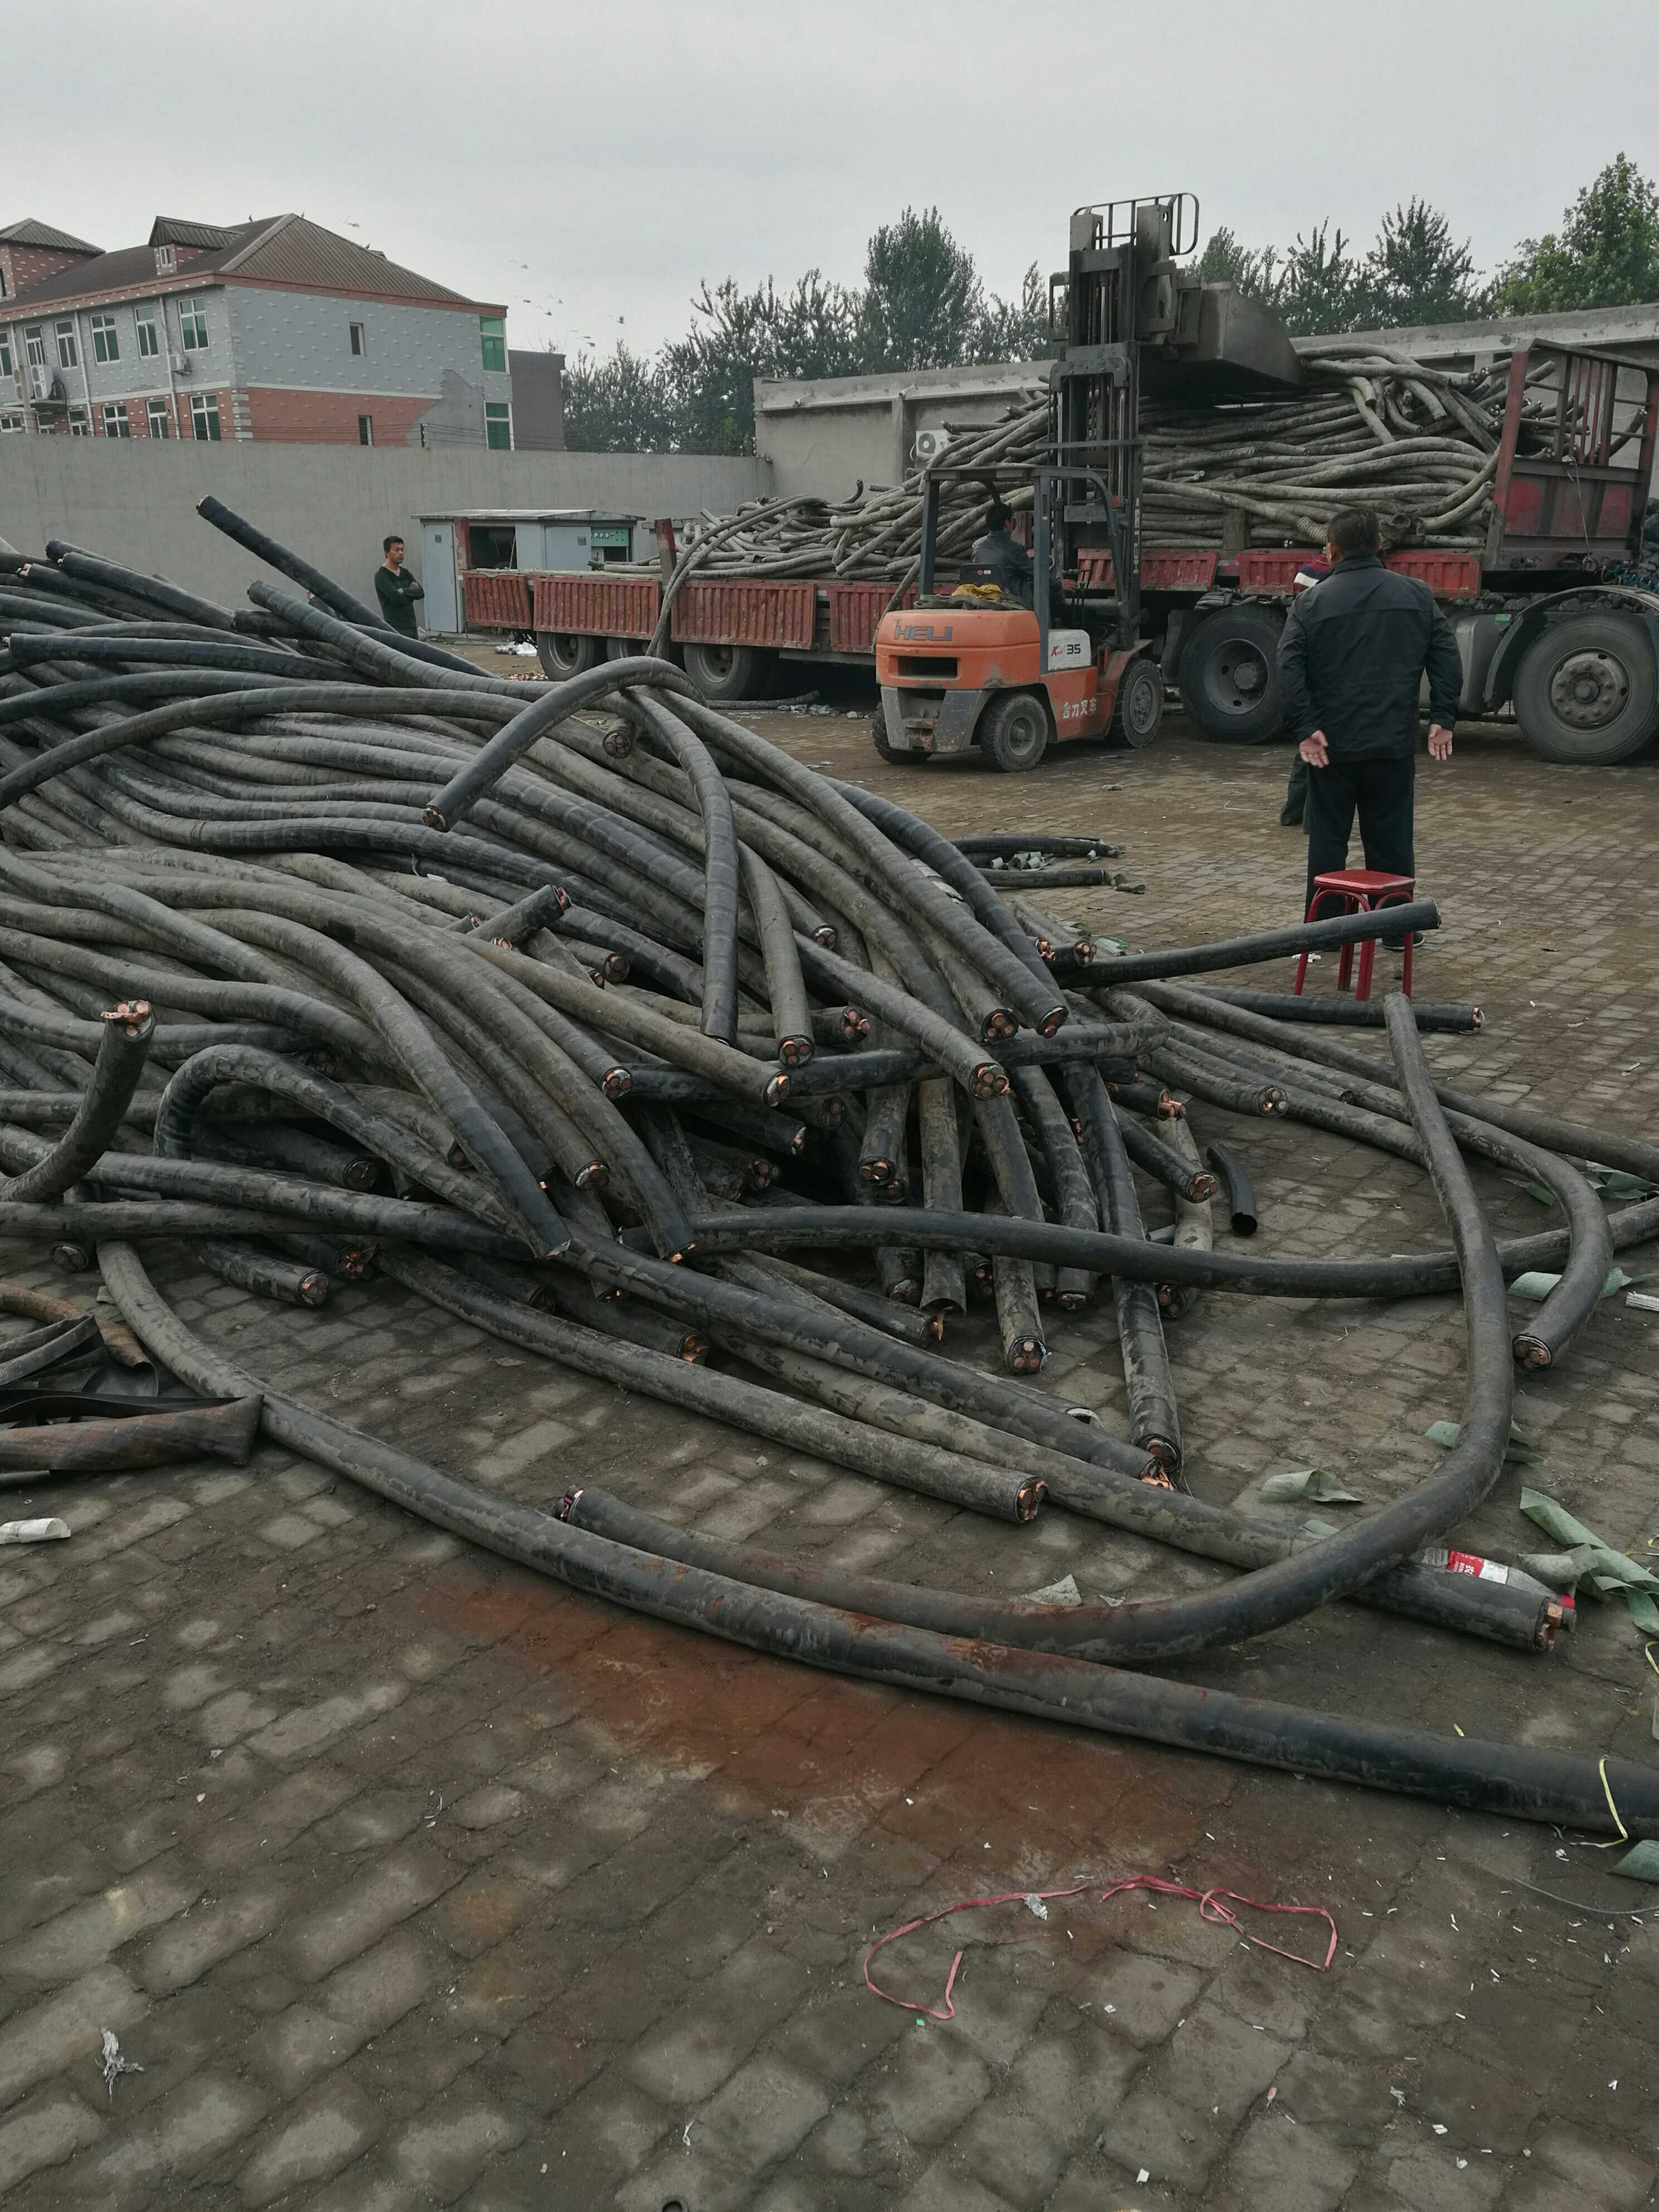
[464,571,915,659]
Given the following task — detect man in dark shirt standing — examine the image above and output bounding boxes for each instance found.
[375,535,424,639]
[1278,506,1461,920]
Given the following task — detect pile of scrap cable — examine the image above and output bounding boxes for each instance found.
[2,511,1657,1843]
[624,345,1566,602]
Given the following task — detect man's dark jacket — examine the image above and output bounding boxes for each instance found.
[375,563,424,639]
[1277,553,1461,760]
[970,527,1035,606]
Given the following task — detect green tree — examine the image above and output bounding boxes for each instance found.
[1492,154,1659,312]
[857,206,986,372]
[660,271,861,453]
[1273,222,1365,336]
[562,342,675,453]
[973,263,1055,363]
[1361,198,1485,326]
[1194,225,1281,302]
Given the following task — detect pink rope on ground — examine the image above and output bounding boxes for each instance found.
[862,1874,1339,2021]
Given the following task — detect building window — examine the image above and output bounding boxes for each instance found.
[485,401,512,450]
[147,397,172,439]
[155,244,176,275]
[101,402,132,438]
[0,331,11,378]
[179,298,209,351]
[479,316,506,372]
[91,313,120,363]
[56,320,78,370]
[357,414,373,445]
[349,322,366,357]
[67,405,90,436]
[25,326,46,370]
[1,411,25,434]
[190,392,221,441]
[135,309,159,359]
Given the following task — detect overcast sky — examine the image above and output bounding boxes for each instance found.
[11,1,1659,358]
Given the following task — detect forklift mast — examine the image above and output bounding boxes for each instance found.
[1050,192,1200,647]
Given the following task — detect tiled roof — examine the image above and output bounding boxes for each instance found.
[220,215,483,304]
[149,216,241,250]
[0,218,103,254]
[2,215,500,314]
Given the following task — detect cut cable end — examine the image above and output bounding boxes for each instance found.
[101,999,154,1039]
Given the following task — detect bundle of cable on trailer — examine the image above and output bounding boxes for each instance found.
[2,513,1658,1843]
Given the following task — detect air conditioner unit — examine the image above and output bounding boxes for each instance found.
[169,350,190,376]
[27,365,50,400]
[912,426,953,466]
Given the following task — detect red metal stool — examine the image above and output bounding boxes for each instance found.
[1293,869,1414,1001]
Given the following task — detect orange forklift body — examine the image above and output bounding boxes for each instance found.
[874,606,1131,756]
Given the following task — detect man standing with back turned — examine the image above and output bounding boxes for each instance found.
[1278,506,1461,924]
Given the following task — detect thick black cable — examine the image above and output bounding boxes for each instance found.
[95,1244,1659,1836]
[0,999,153,1201]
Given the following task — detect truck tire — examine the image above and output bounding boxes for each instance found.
[1513,612,1659,764]
[1106,658,1165,748]
[534,631,600,680]
[1178,604,1285,742]
[978,689,1051,773]
[684,641,768,702]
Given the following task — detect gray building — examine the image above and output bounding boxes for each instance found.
[0,213,514,448]
[507,350,566,452]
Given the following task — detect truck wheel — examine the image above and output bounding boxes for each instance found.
[1178,605,1285,741]
[1513,612,1659,764]
[684,641,767,701]
[978,690,1051,773]
[1107,658,1165,748]
[534,632,600,680]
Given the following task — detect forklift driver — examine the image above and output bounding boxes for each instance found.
[969,502,1035,607]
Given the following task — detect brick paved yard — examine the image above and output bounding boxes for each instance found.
[3,705,1659,2210]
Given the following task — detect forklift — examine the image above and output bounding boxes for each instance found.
[871,191,1301,772]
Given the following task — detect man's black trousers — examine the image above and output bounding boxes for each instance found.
[1304,752,1415,915]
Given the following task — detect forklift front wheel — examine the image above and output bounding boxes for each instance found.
[871,712,922,765]
[978,690,1051,774]
[1107,658,1165,749]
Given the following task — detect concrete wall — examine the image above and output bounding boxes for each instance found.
[754,360,1046,498]
[1299,301,1659,370]
[0,440,772,615]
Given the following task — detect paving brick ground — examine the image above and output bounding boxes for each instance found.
[3,698,1658,2210]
